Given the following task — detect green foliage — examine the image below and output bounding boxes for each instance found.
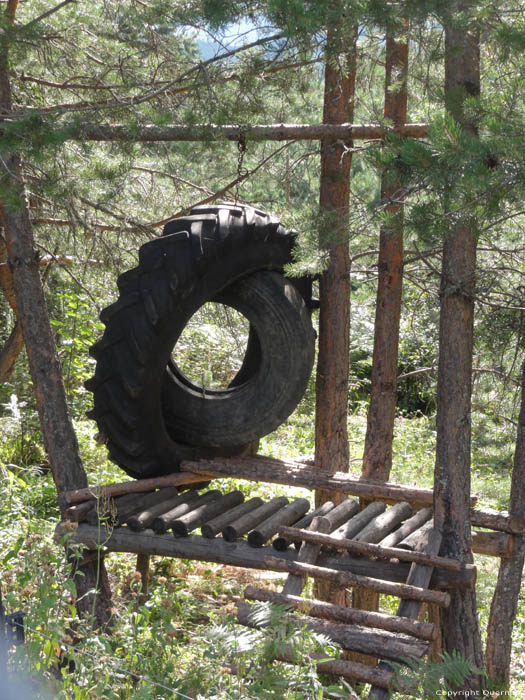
[389,651,485,698]
[0,392,44,468]
[183,602,349,699]
[174,302,249,389]
[0,1,524,697]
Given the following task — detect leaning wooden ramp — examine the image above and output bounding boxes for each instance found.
[57,479,464,696]
[234,505,450,697]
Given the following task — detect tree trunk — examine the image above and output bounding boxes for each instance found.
[433,0,484,680]
[485,362,525,685]
[0,237,24,383]
[362,25,408,481]
[0,4,111,627]
[355,23,409,665]
[315,22,357,503]
[314,22,356,604]
[0,321,24,383]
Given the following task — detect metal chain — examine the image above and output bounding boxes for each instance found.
[234,133,248,203]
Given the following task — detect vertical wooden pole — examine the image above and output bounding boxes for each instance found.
[314,19,357,604]
[0,238,24,383]
[362,24,408,481]
[0,2,112,627]
[434,0,484,678]
[485,362,525,685]
[428,603,443,662]
[136,554,151,605]
[315,23,357,505]
[353,23,409,668]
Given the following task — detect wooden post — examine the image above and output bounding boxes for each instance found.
[128,491,195,532]
[222,497,289,542]
[367,527,444,700]
[273,501,335,551]
[172,491,243,537]
[362,20,409,481]
[0,1,112,627]
[136,553,150,605]
[486,363,525,685]
[247,498,310,547]
[0,238,24,384]
[354,502,412,543]
[236,602,429,661]
[315,22,357,508]
[244,586,437,641]
[277,526,462,571]
[88,487,181,526]
[356,21,409,664]
[152,490,203,534]
[434,0,485,675]
[330,502,386,542]
[379,507,433,547]
[202,497,264,539]
[266,557,450,607]
[58,522,476,589]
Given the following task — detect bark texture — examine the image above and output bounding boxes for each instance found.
[68,121,429,143]
[485,364,525,685]
[315,23,357,506]
[0,237,24,382]
[362,26,408,480]
[434,0,484,677]
[0,4,111,626]
[356,28,409,662]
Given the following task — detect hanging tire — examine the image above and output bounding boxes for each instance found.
[86,204,315,479]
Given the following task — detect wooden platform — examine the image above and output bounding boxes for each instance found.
[58,458,521,698]
[57,481,467,696]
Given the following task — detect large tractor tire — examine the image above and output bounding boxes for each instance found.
[86,203,315,479]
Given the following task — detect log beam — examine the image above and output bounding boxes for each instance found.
[278,526,462,570]
[265,557,451,606]
[65,122,429,144]
[236,602,429,661]
[181,457,471,509]
[57,523,474,589]
[244,586,437,641]
[64,471,208,505]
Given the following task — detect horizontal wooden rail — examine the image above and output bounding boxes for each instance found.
[472,530,514,558]
[225,646,397,690]
[278,525,462,570]
[244,585,437,641]
[182,457,524,534]
[265,557,451,607]
[237,602,429,661]
[470,508,525,535]
[181,456,469,508]
[63,471,206,505]
[56,523,474,589]
[66,122,429,143]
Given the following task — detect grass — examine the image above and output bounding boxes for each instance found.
[1,406,524,699]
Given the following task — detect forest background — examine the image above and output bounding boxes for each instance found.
[0,0,524,698]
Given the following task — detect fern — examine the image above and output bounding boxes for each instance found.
[389,650,486,698]
[192,603,349,699]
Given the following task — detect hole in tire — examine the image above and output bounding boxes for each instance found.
[171,302,251,390]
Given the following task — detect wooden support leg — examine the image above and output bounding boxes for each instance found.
[136,553,150,604]
[428,604,443,662]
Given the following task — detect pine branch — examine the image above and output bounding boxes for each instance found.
[148,142,292,227]
[117,31,286,110]
[24,0,77,28]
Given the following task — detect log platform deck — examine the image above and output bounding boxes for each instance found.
[57,456,521,698]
